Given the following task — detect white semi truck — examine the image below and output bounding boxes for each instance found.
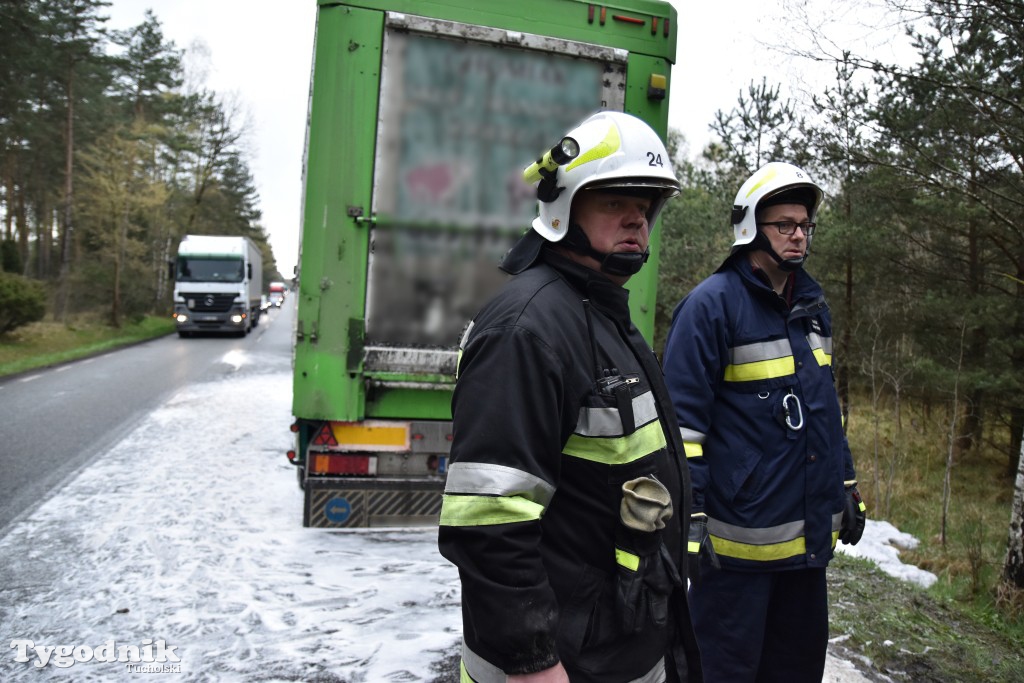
[172,234,263,337]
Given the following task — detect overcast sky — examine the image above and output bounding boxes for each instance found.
[103,1,911,276]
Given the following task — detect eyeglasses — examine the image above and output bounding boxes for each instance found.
[757,221,816,236]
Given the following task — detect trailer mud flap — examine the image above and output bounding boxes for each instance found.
[304,478,444,528]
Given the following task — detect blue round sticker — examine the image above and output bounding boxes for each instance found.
[325,496,351,523]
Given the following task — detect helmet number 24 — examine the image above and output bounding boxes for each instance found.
[647,152,664,167]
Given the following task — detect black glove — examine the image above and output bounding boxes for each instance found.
[840,481,866,545]
[687,512,719,583]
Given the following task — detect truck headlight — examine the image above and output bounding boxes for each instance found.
[230,314,244,324]
[175,314,189,323]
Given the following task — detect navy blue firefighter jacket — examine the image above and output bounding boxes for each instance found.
[662,256,856,571]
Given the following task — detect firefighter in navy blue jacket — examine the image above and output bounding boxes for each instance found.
[662,162,866,683]
[438,112,702,683]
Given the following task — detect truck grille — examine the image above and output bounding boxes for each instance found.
[182,293,236,313]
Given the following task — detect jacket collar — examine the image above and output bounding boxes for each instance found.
[728,254,823,308]
[540,249,632,325]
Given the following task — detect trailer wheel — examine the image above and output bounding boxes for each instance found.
[297,465,306,491]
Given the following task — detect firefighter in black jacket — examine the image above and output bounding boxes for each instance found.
[438,111,702,683]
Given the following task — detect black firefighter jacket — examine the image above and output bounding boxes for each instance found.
[438,249,702,683]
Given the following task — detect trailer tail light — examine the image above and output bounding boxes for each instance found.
[311,454,378,475]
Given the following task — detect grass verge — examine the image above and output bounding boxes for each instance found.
[0,315,176,377]
[828,552,1024,682]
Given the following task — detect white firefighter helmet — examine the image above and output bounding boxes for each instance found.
[730,161,823,251]
[530,111,680,242]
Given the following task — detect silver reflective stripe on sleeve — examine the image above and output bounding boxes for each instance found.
[806,331,833,367]
[444,462,555,508]
[461,641,506,683]
[458,320,475,350]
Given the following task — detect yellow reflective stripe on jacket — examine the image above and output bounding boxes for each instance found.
[710,533,807,562]
[441,462,553,527]
[709,512,845,561]
[615,547,640,571]
[724,339,795,382]
[439,494,544,527]
[708,517,805,561]
[806,331,833,367]
[563,420,666,465]
[455,320,474,379]
[680,426,704,458]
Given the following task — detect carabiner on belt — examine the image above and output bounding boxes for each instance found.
[782,391,804,431]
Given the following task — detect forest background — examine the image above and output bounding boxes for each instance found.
[1,0,1023,659]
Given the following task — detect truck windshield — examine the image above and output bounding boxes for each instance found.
[177,257,244,283]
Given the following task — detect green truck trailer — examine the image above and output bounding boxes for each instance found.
[288,0,679,527]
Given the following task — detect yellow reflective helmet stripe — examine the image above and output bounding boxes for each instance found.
[745,165,778,198]
[563,420,666,465]
[565,121,621,173]
[615,547,640,571]
[439,494,544,527]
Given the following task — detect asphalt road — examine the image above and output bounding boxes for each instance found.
[0,302,295,533]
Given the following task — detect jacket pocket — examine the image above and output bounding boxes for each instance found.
[614,536,682,634]
[713,446,763,505]
[557,564,609,660]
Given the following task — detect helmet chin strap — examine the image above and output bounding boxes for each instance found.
[562,222,648,277]
[751,230,806,272]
